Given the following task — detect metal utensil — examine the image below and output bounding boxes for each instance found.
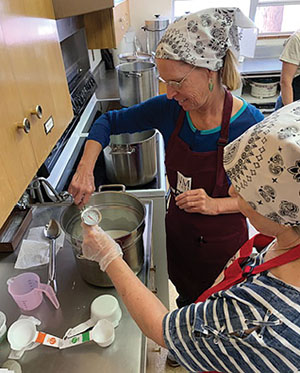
[44,219,61,293]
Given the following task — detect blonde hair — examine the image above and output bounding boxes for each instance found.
[221,49,241,91]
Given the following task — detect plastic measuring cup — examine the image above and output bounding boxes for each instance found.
[63,294,122,339]
[7,318,61,351]
[60,319,115,349]
[7,272,60,311]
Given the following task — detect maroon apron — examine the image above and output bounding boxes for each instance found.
[195,233,300,373]
[165,90,248,302]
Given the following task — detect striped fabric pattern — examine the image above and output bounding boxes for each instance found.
[163,247,300,372]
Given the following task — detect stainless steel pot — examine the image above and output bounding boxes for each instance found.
[142,15,169,55]
[118,52,154,64]
[60,186,145,287]
[104,129,157,186]
[116,61,158,107]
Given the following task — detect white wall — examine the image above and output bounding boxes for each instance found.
[113,0,287,61]
[128,0,172,51]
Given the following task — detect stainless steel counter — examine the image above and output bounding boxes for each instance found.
[239,57,282,76]
[0,201,152,373]
[93,63,120,101]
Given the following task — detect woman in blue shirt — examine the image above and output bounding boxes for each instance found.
[69,8,263,319]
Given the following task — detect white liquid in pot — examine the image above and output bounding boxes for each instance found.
[70,222,130,241]
[105,230,130,239]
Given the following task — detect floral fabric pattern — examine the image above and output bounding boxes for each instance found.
[155,7,256,71]
[223,101,300,226]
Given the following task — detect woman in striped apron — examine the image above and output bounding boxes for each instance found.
[81,100,300,372]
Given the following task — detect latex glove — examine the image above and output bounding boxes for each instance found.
[175,188,218,215]
[81,224,123,271]
[68,166,95,207]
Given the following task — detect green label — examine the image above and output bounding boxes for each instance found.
[82,331,90,342]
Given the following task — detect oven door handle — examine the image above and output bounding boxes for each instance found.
[98,184,126,193]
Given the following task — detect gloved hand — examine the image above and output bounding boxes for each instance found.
[81,224,123,271]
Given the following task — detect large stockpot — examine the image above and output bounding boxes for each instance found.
[116,61,158,107]
[142,15,169,55]
[60,187,146,287]
[104,129,157,186]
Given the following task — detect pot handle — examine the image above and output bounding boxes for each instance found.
[98,184,126,193]
[124,72,142,78]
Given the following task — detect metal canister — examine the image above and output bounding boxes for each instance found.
[142,15,169,55]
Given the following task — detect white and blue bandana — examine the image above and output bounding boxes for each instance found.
[224,101,300,226]
[155,7,256,71]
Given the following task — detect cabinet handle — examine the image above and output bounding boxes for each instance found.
[17,118,31,134]
[31,105,43,119]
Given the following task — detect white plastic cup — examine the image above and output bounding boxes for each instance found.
[1,360,22,373]
[7,318,61,351]
[91,319,115,348]
[91,295,122,327]
[63,294,122,340]
[0,311,7,343]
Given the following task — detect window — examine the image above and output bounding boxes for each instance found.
[250,1,300,35]
[172,0,300,35]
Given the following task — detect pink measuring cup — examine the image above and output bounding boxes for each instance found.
[7,272,60,311]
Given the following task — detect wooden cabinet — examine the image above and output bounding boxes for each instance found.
[52,0,113,19]
[84,0,130,49]
[0,0,73,228]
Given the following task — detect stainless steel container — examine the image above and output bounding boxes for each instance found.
[116,61,158,107]
[118,52,154,64]
[60,187,145,287]
[142,15,169,55]
[104,129,157,186]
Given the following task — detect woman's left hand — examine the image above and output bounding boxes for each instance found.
[175,188,218,215]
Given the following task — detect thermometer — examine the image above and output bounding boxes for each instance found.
[81,207,102,226]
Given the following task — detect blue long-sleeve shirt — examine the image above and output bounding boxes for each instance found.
[88,94,264,152]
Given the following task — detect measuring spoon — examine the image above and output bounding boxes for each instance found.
[7,318,61,351]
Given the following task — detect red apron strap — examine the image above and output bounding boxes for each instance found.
[195,234,275,303]
[244,241,300,276]
[212,90,233,197]
[165,109,186,155]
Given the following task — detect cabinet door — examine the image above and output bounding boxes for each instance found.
[0,0,73,227]
[0,11,37,206]
[84,0,130,49]
[0,158,16,224]
[0,0,73,169]
[113,0,130,47]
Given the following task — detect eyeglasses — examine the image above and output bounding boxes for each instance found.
[158,66,196,90]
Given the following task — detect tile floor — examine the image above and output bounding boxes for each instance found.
[146,281,188,373]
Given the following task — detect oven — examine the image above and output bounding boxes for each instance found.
[42,92,169,308]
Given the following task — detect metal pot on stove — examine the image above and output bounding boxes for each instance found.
[60,186,145,287]
[116,61,158,107]
[104,129,157,186]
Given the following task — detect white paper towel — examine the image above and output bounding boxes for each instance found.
[14,227,65,269]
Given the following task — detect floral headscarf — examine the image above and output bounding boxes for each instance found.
[155,7,256,71]
[223,101,300,226]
